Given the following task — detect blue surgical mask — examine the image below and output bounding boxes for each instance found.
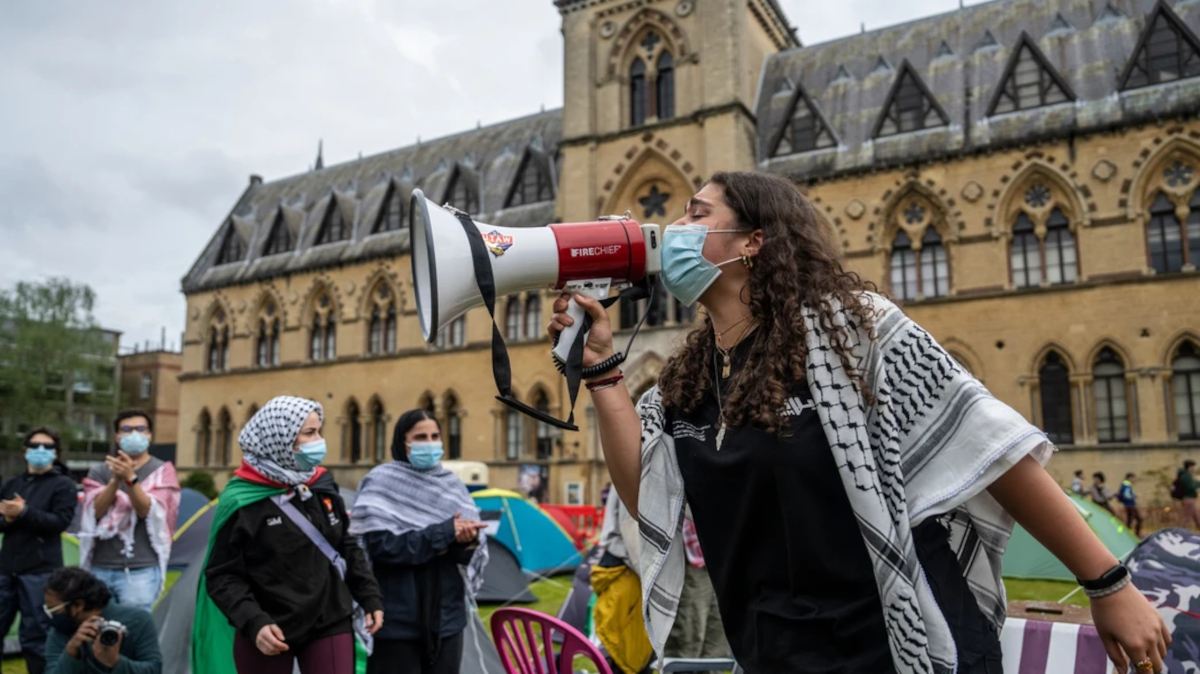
[119,432,151,456]
[408,442,444,470]
[294,439,327,470]
[25,446,55,470]
[660,225,744,307]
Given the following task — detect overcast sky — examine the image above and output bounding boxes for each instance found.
[0,0,973,350]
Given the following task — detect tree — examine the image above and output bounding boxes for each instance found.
[181,471,219,500]
[0,278,117,452]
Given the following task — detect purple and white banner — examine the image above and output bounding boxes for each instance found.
[1000,618,1114,674]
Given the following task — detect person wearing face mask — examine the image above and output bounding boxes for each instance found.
[349,409,489,674]
[0,426,78,674]
[196,396,383,674]
[42,567,162,673]
[80,409,180,613]
[550,171,1171,674]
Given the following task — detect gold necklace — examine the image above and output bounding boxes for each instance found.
[714,318,757,379]
[712,323,758,450]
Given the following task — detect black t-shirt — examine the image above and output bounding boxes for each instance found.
[669,337,1001,674]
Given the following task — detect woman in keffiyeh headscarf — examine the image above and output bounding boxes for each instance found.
[350,409,489,674]
[192,396,384,674]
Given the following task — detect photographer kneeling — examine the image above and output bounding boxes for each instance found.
[42,567,162,673]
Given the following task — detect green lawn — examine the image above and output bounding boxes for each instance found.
[0,577,1087,673]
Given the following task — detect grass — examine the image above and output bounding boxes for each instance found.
[0,576,1089,673]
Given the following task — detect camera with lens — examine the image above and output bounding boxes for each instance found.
[96,620,127,647]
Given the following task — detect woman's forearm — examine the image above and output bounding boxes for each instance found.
[590,382,643,518]
[988,455,1118,580]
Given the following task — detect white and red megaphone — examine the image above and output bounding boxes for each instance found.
[409,188,662,430]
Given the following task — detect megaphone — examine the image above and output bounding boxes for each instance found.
[409,189,662,431]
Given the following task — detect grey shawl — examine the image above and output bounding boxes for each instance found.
[349,461,489,597]
[635,293,1053,673]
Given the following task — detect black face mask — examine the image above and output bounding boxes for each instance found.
[50,612,76,635]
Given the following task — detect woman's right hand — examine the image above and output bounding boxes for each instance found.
[547,293,616,375]
[256,624,289,656]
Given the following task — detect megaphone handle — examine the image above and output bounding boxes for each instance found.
[552,282,611,364]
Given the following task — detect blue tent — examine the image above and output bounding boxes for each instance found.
[472,489,582,576]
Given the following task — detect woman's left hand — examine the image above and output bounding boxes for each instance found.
[1091,583,1171,672]
[365,610,384,635]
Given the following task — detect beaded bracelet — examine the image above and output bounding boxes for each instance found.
[1082,573,1131,599]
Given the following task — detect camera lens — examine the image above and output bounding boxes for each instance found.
[99,625,120,647]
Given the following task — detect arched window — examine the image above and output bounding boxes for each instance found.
[256,321,270,367]
[506,296,522,341]
[1011,213,1041,288]
[446,395,462,460]
[196,409,212,467]
[1039,351,1074,444]
[506,408,523,461]
[207,328,220,372]
[385,306,397,353]
[534,391,554,460]
[1173,342,1200,440]
[630,57,648,127]
[216,408,232,466]
[1148,192,1185,273]
[524,293,541,341]
[890,230,917,301]
[324,315,337,360]
[419,392,436,414]
[919,226,948,298]
[310,314,323,361]
[371,399,388,463]
[656,51,675,120]
[369,307,383,355]
[1044,208,1077,284]
[1093,348,1129,443]
[344,399,362,463]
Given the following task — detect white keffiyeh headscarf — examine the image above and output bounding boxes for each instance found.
[239,396,325,487]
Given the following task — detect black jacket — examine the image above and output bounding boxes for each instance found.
[205,472,383,646]
[363,520,476,642]
[0,463,77,575]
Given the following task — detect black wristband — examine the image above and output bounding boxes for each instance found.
[1077,563,1128,591]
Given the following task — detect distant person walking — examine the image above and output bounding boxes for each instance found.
[350,409,489,674]
[1071,470,1085,496]
[1116,473,1142,538]
[1174,460,1199,529]
[1090,472,1117,517]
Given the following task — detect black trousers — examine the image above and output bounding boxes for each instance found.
[367,632,464,674]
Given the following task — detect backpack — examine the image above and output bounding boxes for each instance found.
[1171,475,1186,500]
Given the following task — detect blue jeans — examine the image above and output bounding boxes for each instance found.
[90,566,162,613]
[0,570,53,674]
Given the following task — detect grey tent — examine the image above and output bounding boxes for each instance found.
[153,544,505,674]
[477,539,536,604]
[557,545,602,634]
[168,500,216,569]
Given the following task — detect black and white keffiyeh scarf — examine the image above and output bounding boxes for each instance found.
[239,396,324,487]
[348,460,489,597]
[635,293,1053,673]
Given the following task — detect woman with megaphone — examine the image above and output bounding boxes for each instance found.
[549,171,1169,674]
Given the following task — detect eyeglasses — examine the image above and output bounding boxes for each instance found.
[25,444,58,451]
[42,602,66,619]
[119,425,149,434]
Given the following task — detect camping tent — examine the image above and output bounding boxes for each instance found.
[2,534,79,655]
[1127,527,1200,670]
[557,545,603,635]
[152,559,505,674]
[1002,492,1139,581]
[476,539,536,604]
[168,498,216,569]
[472,489,583,576]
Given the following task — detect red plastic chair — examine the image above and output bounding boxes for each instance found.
[490,607,615,674]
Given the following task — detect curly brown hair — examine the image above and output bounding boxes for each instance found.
[657,171,879,433]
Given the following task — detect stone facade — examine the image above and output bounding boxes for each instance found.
[118,349,183,448]
[179,0,1199,504]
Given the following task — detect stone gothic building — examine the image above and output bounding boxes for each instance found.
[181,0,1200,503]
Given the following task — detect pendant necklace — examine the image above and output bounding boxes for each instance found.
[714,348,728,449]
[712,319,758,450]
[714,314,754,379]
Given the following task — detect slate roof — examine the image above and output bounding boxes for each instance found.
[756,0,1200,180]
[183,109,562,293]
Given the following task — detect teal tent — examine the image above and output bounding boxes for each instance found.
[472,489,582,576]
[1002,492,1139,581]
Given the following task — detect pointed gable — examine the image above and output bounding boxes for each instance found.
[443,165,480,214]
[832,64,854,83]
[873,61,949,138]
[934,41,955,59]
[1048,12,1074,35]
[769,85,837,157]
[975,30,1001,52]
[870,56,893,75]
[263,209,294,255]
[1119,0,1200,90]
[1096,2,1124,24]
[314,195,351,245]
[373,182,405,234]
[505,149,554,208]
[989,32,1074,115]
[214,222,245,266]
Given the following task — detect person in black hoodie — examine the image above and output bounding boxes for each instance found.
[202,396,384,674]
[0,426,78,674]
[349,409,489,674]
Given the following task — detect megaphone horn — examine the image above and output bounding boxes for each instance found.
[409,189,662,431]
